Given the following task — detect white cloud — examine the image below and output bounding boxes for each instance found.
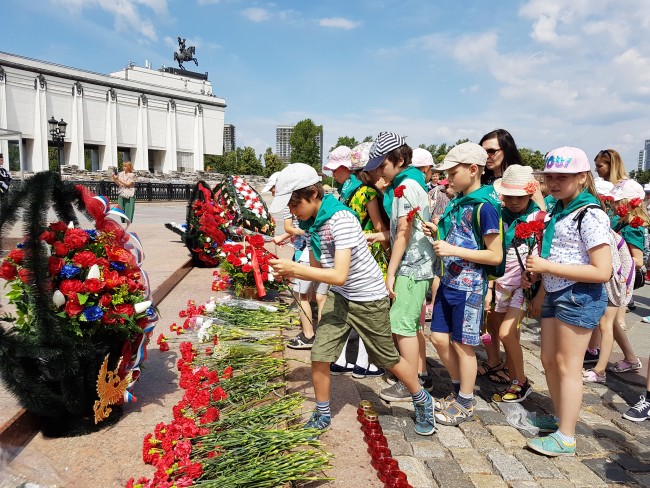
[53,0,164,41]
[460,85,480,95]
[241,7,271,22]
[197,0,221,4]
[318,17,361,30]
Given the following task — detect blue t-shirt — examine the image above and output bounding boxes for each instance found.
[441,203,500,291]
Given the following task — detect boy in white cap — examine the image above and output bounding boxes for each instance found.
[269,163,436,436]
[423,142,503,426]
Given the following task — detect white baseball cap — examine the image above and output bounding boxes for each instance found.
[268,163,321,214]
[324,146,352,171]
[262,172,280,193]
[412,148,434,168]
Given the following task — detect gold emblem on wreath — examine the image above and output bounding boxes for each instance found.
[93,355,132,424]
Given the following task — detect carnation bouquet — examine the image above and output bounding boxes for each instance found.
[214,234,282,298]
[0,173,156,430]
[213,175,275,236]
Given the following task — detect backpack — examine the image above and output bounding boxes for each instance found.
[470,202,505,279]
[575,204,633,307]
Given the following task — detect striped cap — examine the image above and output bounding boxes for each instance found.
[364,132,407,171]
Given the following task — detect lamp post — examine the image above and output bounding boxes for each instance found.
[48,116,67,173]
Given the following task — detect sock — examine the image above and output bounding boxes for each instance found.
[367,364,379,373]
[412,388,427,403]
[457,391,474,409]
[334,338,349,367]
[554,429,575,445]
[356,339,370,369]
[316,400,331,418]
[452,380,461,395]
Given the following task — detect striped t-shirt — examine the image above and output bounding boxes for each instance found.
[309,210,387,302]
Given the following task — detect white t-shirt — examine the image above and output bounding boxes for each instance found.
[390,178,435,280]
[543,207,611,293]
[310,210,387,301]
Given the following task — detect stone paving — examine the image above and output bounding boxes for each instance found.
[303,315,650,488]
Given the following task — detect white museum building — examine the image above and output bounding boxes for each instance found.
[0,51,227,174]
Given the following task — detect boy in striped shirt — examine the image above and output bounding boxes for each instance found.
[269,163,435,436]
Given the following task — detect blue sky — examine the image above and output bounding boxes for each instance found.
[3,0,650,171]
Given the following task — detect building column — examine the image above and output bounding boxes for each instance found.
[101,88,117,170]
[164,99,177,173]
[69,81,85,167]
[193,103,204,171]
[0,67,8,161]
[135,94,149,171]
[32,74,49,172]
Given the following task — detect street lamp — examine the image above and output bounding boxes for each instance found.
[48,116,67,173]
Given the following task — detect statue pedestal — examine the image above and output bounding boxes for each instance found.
[162,67,208,81]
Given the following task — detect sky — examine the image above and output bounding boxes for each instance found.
[2,0,650,171]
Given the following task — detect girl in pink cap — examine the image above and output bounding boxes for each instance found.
[524,146,611,457]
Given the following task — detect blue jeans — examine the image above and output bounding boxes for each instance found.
[541,282,607,329]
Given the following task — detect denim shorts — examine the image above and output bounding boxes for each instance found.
[430,283,483,346]
[541,282,607,329]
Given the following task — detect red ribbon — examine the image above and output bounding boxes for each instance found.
[246,236,266,298]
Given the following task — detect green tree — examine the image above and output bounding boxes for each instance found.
[290,118,323,170]
[263,148,286,176]
[236,147,264,176]
[519,148,545,171]
[363,135,374,143]
[330,136,359,152]
[630,170,650,184]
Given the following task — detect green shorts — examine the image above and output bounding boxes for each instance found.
[390,275,432,337]
[311,291,400,369]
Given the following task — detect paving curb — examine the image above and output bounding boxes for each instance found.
[0,257,194,450]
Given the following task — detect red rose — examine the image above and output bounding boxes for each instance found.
[7,249,24,265]
[49,222,68,232]
[63,228,89,250]
[40,231,57,244]
[393,185,407,198]
[83,278,104,294]
[65,298,83,317]
[0,261,18,281]
[72,250,97,268]
[99,293,112,307]
[59,279,84,299]
[53,242,70,257]
[115,303,135,317]
[48,256,65,277]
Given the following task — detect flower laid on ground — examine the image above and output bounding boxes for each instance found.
[157,333,170,352]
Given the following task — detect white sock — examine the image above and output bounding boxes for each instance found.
[334,337,349,367]
[554,429,575,445]
[356,339,370,369]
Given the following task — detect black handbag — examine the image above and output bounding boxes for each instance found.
[634,268,645,290]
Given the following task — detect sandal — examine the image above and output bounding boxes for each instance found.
[435,400,474,426]
[608,358,642,373]
[477,360,504,377]
[489,368,511,385]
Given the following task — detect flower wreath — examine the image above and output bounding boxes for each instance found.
[214,176,275,236]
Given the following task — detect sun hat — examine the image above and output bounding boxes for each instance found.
[541,146,590,173]
[268,163,321,214]
[364,132,407,172]
[262,172,281,193]
[412,148,434,168]
[594,176,615,196]
[438,178,449,186]
[611,179,645,202]
[324,146,352,171]
[493,164,538,196]
[350,142,372,171]
[434,142,487,172]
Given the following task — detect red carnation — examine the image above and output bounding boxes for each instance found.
[53,242,70,257]
[40,230,57,244]
[65,297,84,317]
[616,205,629,218]
[115,303,135,317]
[393,185,407,198]
[630,216,645,228]
[63,228,89,250]
[99,293,112,307]
[48,256,65,277]
[83,278,104,294]
[249,234,265,248]
[630,198,643,209]
[18,268,32,284]
[406,206,421,223]
[515,222,533,239]
[0,261,18,281]
[59,279,84,299]
[7,249,24,265]
[241,264,253,273]
[49,221,68,232]
[72,250,98,268]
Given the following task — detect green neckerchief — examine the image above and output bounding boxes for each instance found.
[540,189,600,258]
[298,194,356,261]
[339,174,363,202]
[502,200,540,250]
[614,220,645,251]
[383,166,428,218]
[438,185,501,241]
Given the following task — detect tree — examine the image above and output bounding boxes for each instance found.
[290,118,323,170]
[630,170,650,184]
[519,148,545,171]
[236,147,264,176]
[263,148,286,177]
[363,135,374,143]
[330,136,358,152]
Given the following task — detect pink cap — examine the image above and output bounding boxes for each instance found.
[324,146,352,171]
[542,146,590,173]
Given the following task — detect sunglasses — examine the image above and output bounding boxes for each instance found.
[485,148,501,156]
[598,149,610,157]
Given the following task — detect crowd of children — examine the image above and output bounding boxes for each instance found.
[265,131,650,459]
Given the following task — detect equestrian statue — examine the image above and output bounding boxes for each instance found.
[173,37,198,70]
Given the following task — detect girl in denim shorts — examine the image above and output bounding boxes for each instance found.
[524,147,611,457]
